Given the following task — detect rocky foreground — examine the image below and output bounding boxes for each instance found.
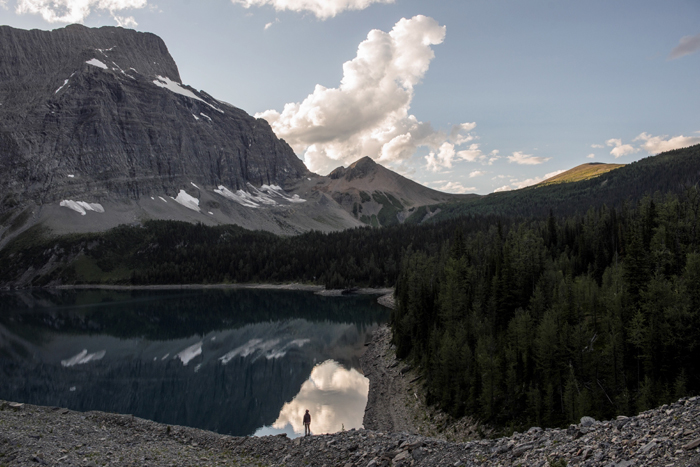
[2,394,700,467]
[2,320,700,466]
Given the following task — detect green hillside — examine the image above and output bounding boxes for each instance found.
[430,144,700,221]
[539,162,625,186]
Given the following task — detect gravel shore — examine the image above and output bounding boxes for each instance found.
[360,324,486,443]
[2,394,700,466]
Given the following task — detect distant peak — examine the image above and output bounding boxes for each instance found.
[329,157,379,181]
[348,156,377,169]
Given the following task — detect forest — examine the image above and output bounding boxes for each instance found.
[391,189,700,430]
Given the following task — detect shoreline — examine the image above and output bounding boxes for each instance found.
[50,282,394,296]
[360,324,486,443]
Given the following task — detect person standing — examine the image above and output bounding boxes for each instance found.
[303,409,311,436]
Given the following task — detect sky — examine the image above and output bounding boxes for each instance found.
[1,0,699,194]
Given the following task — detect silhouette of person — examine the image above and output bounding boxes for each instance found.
[303,409,311,436]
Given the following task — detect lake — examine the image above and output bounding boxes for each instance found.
[0,288,389,438]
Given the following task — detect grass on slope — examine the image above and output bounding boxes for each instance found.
[539,163,625,186]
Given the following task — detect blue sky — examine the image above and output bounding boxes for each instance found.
[2,0,699,194]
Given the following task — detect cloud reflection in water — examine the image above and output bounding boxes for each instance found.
[259,360,369,437]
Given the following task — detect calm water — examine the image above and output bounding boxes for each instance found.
[0,288,388,437]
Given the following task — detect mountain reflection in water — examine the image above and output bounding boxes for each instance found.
[0,288,388,436]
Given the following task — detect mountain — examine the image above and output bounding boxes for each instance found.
[0,24,353,243]
[314,156,473,226]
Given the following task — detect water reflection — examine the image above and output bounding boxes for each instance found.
[0,289,388,437]
[257,360,369,438]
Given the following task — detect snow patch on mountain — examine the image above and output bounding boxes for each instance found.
[260,184,307,203]
[152,76,224,113]
[60,200,105,215]
[86,58,108,69]
[55,78,69,94]
[176,342,202,366]
[214,184,305,208]
[174,190,200,212]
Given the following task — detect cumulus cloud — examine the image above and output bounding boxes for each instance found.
[494,185,512,193]
[16,0,146,24]
[424,144,500,172]
[635,132,700,154]
[257,16,481,174]
[425,142,456,172]
[432,181,476,194]
[469,170,484,178]
[669,33,700,60]
[429,180,475,194]
[587,153,595,159]
[507,151,550,165]
[231,0,393,20]
[591,144,604,149]
[606,138,638,158]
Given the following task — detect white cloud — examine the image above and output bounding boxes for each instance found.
[425,143,501,172]
[591,144,604,149]
[16,0,146,24]
[449,122,476,145]
[264,18,280,29]
[606,138,638,158]
[432,181,476,194]
[587,153,595,159]
[494,185,512,193]
[469,170,484,178]
[634,132,700,154]
[257,16,472,174]
[507,151,550,165]
[669,33,700,60]
[231,0,393,20]
[0,0,7,8]
[426,142,456,172]
[456,144,485,162]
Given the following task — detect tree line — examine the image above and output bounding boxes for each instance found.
[391,189,700,430]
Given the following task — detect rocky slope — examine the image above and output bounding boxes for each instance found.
[2,394,700,466]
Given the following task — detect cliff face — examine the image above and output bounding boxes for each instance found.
[0,24,308,206]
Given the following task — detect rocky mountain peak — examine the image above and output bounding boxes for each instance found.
[328,156,379,182]
[0,24,311,232]
[0,24,180,105]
